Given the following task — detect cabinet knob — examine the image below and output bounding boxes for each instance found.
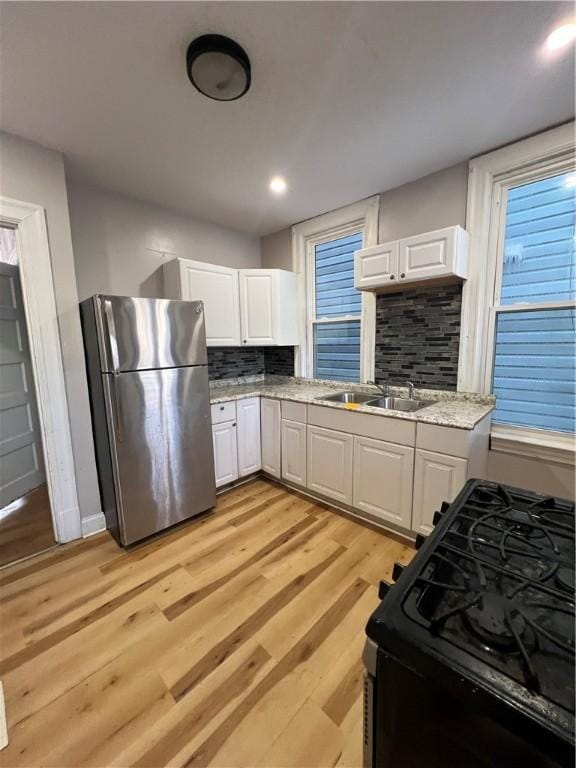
[232,423,236,427]
[389,275,395,280]
[220,406,225,411]
[400,273,406,279]
[243,340,247,344]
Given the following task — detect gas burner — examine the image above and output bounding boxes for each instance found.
[463,594,526,651]
[556,567,575,594]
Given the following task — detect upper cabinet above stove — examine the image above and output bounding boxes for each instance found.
[164,259,298,347]
[354,225,469,291]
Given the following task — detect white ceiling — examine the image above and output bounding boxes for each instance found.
[1,2,574,235]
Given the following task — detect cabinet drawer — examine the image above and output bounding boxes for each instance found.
[211,401,237,424]
[282,401,307,423]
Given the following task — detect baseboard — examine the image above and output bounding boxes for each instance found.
[81,511,106,537]
[0,680,7,750]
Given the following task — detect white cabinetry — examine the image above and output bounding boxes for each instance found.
[239,269,298,346]
[352,436,413,528]
[164,258,240,346]
[236,397,261,477]
[281,419,307,487]
[261,398,281,478]
[307,425,353,505]
[412,449,468,535]
[355,225,468,291]
[212,421,238,487]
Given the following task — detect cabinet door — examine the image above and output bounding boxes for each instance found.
[307,425,353,505]
[239,270,277,346]
[354,241,399,289]
[261,398,281,478]
[398,227,458,282]
[412,449,468,535]
[281,419,307,487]
[236,397,262,477]
[179,260,241,346]
[212,421,238,487]
[353,436,413,529]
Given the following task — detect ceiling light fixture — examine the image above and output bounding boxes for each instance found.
[186,34,251,101]
[269,176,288,196]
[545,23,576,51]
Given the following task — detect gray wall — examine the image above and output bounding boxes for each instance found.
[68,181,261,301]
[0,131,101,522]
[260,227,293,271]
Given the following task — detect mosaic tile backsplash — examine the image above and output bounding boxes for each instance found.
[374,283,462,390]
[207,346,295,381]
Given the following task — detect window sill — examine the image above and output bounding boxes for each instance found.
[490,425,575,466]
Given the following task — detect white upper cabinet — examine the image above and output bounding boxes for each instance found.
[354,225,469,291]
[164,258,241,346]
[239,269,298,346]
[164,260,297,347]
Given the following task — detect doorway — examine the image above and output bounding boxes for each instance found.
[0,226,55,566]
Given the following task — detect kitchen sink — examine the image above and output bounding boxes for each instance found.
[365,396,433,412]
[318,392,376,404]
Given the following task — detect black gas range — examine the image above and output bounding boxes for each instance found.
[363,479,575,768]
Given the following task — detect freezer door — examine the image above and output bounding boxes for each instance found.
[96,294,207,371]
[105,365,216,545]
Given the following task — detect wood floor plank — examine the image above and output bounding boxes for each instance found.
[0,478,414,767]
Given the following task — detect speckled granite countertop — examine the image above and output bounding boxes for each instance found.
[209,376,495,430]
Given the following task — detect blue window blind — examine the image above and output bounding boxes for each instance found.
[314,321,361,382]
[315,233,363,317]
[501,172,576,304]
[492,309,575,433]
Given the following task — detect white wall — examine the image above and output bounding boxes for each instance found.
[0,131,101,522]
[68,181,261,301]
[488,451,574,501]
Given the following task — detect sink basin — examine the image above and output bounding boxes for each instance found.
[366,396,433,412]
[318,392,376,404]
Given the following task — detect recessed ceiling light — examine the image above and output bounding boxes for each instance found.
[269,176,288,196]
[545,23,576,51]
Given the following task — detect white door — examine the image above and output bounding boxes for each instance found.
[412,449,468,535]
[212,421,238,487]
[0,262,46,507]
[354,241,400,289]
[398,227,456,282]
[307,425,353,505]
[281,419,306,487]
[261,398,281,478]
[179,260,241,346]
[239,270,277,346]
[353,436,414,529]
[236,397,262,477]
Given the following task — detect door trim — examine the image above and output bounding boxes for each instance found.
[0,197,81,542]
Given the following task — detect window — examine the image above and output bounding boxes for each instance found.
[312,232,363,381]
[489,171,575,434]
[292,197,379,381]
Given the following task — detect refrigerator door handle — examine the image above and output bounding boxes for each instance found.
[103,298,120,372]
[110,372,123,443]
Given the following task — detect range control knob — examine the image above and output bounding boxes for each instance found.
[378,580,392,600]
[432,510,443,526]
[392,562,405,582]
[440,500,451,513]
[414,533,427,550]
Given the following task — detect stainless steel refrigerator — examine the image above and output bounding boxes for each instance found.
[80,295,216,546]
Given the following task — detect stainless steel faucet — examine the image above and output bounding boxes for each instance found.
[406,381,415,399]
[368,380,389,397]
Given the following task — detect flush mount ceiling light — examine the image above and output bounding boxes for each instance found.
[186,34,251,101]
[545,22,576,51]
[269,176,288,196]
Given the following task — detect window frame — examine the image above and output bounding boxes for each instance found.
[459,122,575,461]
[292,196,379,382]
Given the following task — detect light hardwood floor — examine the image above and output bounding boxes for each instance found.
[0,478,414,768]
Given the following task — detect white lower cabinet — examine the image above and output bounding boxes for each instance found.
[236,397,262,477]
[412,449,468,535]
[281,419,307,487]
[212,421,238,487]
[261,398,281,478]
[307,425,353,505]
[353,436,414,528]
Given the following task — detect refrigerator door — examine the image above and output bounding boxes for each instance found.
[95,294,207,372]
[104,365,216,545]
